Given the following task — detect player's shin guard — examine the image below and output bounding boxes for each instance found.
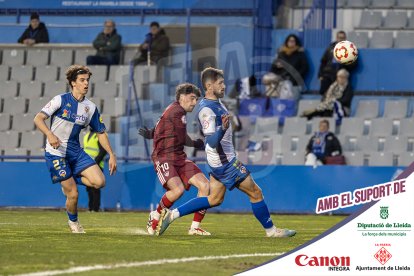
[251,200,274,229]
[177,197,211,217]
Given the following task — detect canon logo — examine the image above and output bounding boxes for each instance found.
[295,254,350,267]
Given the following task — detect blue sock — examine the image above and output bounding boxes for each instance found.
[251,200,274,229]
[177,197,211,217]
[67,211,78,222]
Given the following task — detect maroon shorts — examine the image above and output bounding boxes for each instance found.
[153,158,202,190]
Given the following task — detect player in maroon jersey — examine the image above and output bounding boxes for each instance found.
[139,83,211,235]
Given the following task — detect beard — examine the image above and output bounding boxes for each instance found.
[214,90,225,99]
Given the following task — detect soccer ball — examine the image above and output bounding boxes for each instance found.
[333,40,358,65]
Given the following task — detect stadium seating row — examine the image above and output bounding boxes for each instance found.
[358,11,414,30]
[0,64,156,83]
[2,97,411,128]
[236,116,414,137]
[0,80,119,99]
[0,47,142,67]
[299,99,410,118]
[240,98,412,119]
[0,97,125,117]
[196,149,414,167]
[348,30,414,48]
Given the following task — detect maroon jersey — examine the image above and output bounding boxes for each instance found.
[152,101,187,162]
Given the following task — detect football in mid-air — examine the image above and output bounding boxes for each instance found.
[333,40,358,65]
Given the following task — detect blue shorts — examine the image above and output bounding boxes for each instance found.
[209,158,250,190]
[45,150,96,184]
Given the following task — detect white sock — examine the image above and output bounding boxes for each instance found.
[265,225,277,235]
[191,221,200,229]
[152,210,160,220]
[172,209,180,220]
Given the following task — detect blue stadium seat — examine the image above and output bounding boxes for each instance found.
[239,98,267,117]
[264,99,296,117]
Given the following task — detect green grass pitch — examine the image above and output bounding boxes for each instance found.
[0,210,345,275]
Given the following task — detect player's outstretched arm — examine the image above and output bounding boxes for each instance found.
[33,112,61,149]
[96,132,117,175]
[185,134,204,149]
[138,126,154,139]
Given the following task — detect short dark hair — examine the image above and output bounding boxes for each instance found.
[337,30,346,36]
[30,12,39,20]
[66,65,92,88]
[284,34,302,47]
[175,83,201,101]
[200,67,224,90]
[150,21,160,28]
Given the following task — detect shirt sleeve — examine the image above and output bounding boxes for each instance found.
[88,107,106,133]
[198,107,216,136]
[41,95,62,117]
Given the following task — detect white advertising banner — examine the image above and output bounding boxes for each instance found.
[240,169,414,276]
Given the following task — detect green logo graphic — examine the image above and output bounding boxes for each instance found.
[380,206,389,220]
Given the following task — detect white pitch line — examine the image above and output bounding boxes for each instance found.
[16,253,283,276]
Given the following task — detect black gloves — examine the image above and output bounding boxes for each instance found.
[138,127,154,139]
[193,138,205,150]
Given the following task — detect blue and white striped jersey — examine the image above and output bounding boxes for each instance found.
[197,98,235,168]
[41,93,105,157]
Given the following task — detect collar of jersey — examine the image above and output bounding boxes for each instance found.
[174,101,187,113]
[70,92,85,103]
[203,97,219,102]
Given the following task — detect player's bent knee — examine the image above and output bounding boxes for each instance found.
[94,177,105,189]
[175,184,185,196]
[199,181,210,195]
[169,184,185,200]
[209,194,224,207]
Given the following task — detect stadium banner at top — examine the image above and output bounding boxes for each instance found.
[0,0,254,10]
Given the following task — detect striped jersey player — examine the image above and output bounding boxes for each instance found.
[34,65,117,233]
[156,67,296,238]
